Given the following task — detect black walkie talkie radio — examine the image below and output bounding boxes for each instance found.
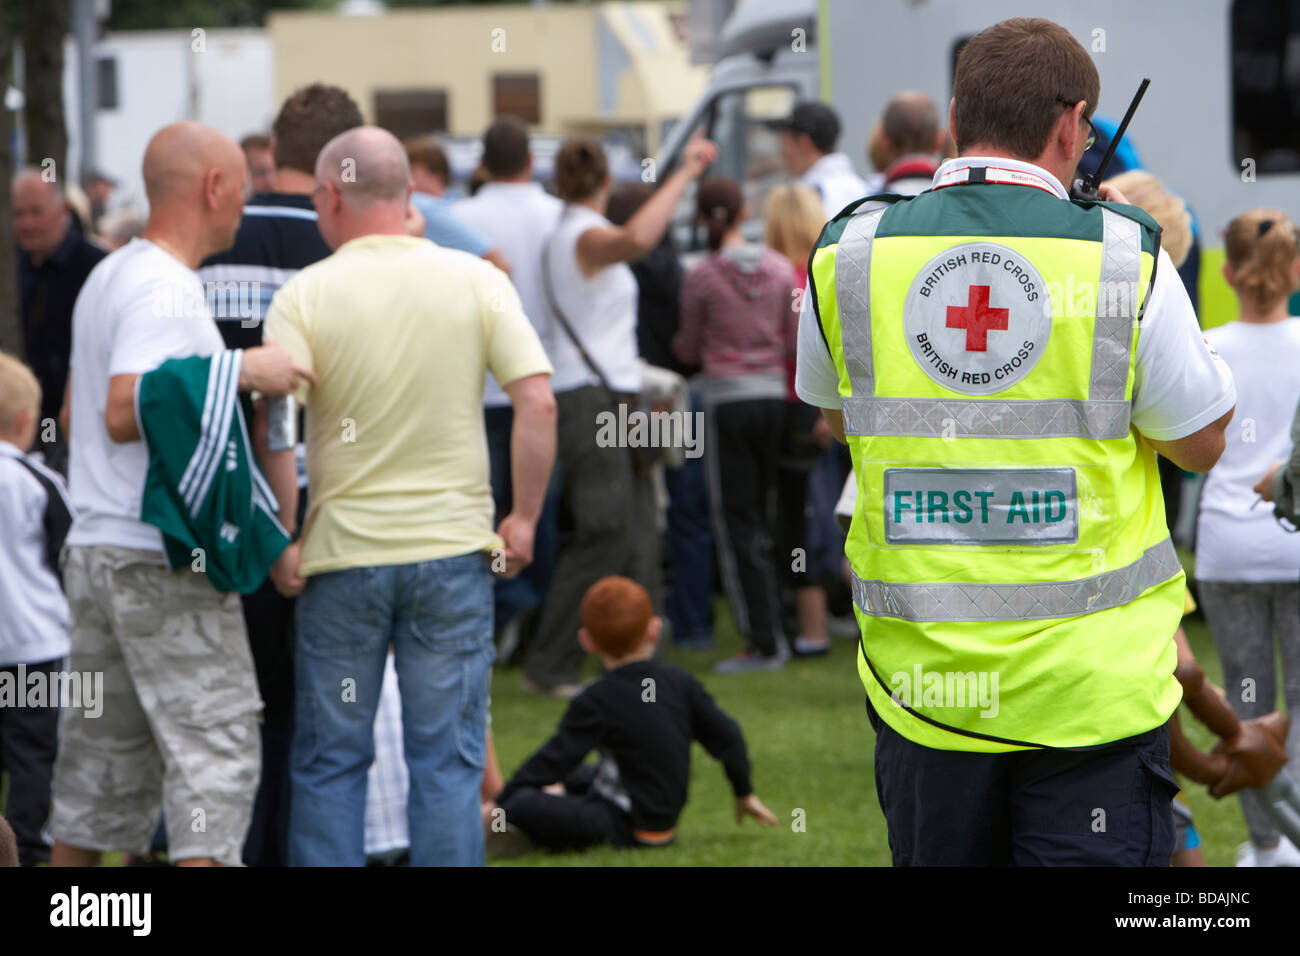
[1069,78,1150,202]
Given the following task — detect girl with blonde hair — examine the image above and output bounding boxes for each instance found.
[1103,170,1193,268]
[1197,208,1300,867]
[763,183,838,658]
[763,183,825,277]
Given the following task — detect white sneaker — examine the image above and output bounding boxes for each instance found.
[1278,835,1300,866]
[1254,835,1300,867]
[1234,841,1257,867]
[792,634,831,657]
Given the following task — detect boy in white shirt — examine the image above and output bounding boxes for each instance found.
[0,352,74,865]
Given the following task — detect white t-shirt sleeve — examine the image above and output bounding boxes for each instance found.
[795,279,843,409]
[108,269,222,378]
[1130,249,1237,441]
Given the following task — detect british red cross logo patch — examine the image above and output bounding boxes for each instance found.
[903,241,1052,396]
[946,285,1009,352]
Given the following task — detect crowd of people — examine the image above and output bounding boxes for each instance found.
[1,58,1298,867]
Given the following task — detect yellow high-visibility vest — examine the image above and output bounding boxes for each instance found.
[809,170,1183,752]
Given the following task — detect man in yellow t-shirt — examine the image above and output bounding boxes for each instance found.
[262,126,556,867]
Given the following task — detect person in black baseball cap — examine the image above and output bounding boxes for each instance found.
[768,100,868,216]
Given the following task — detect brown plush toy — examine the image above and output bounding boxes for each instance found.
[1171,629,1289,797]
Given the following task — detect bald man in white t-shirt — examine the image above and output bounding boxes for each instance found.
[51,122,311,869]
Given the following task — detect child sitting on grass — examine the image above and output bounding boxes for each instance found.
[484,575,776,855]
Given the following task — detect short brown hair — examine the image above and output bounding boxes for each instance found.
[606,182,651,226]
[240,133,271,153]
[483,116,530,179]
[580,576,653,658]
[953,18,1098,159]
[554,138,607,203]
[882,93,939,158]
[403,135,450,183]
[272,83,363,175]
[1225,209,1300,309]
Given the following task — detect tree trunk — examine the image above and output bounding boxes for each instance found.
[0,12,22,356]
[21,0,69,186]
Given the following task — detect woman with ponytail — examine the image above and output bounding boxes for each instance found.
[673,177,801,672]
[524,132,717,697]
[1196,208,1300,866]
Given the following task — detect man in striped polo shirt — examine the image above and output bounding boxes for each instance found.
[197,83,363,867]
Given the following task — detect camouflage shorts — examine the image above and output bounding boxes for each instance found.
[49,545,262,865]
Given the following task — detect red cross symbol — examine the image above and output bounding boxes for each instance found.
[946,285,1009,351]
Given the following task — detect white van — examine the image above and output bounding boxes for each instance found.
[658,0,1300,322]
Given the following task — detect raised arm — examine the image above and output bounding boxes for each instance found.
[575,133,718,273]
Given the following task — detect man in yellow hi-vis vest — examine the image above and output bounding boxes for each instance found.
[796,17,1236,865]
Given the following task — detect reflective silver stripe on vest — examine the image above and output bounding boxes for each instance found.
[833,202,890,397]
[840,395,1130,440]
[1092,208,1140,402]
[835,205,1142,439]
[850,537,1181,622]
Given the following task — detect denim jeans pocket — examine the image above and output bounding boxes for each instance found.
[298,566,384,655]
[408,553,493,655]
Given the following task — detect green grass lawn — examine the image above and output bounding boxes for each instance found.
[1,579,1267,867]
[489,590,1256,867]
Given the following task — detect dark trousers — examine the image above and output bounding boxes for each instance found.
[499,764,633,851]
[0,657,61,865]
[485,404,561,633]
[705,399,785,656]
[866,696,1178,866]
[664,398,715,646]
[775,402,825,595]
[525,387,639,688]
[241,578,296,867]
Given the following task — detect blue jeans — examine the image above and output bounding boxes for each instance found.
[289,552,494,866]
[804,442,850,583]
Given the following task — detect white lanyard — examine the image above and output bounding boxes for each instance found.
[932,165,1062,197]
